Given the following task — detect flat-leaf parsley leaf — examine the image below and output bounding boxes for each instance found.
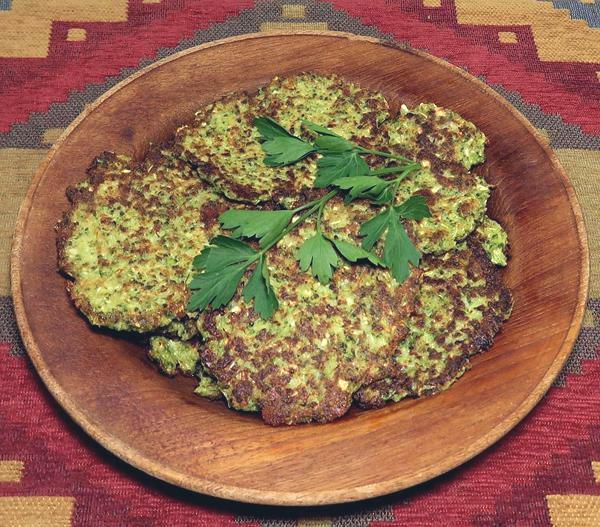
[253,116,315,166]
[297,232,339,284]
[242,255,279,319]
[219,209,295,248]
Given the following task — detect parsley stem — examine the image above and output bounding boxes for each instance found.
[368,166,416,177]
[357,147,416,164]
[315,195,328,234]
[292,198,321,213]
[390,178,403,201]
[259,190,338,255]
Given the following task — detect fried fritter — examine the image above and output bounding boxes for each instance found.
[354,237,512,408]
[57,150,228,333]
[396,163,490,254]
[149,336,200,376]
[148,336,222,399]
[197,198,420,426]
[174,73,389,205]
[384,103,486,170]
[255,73,389,139]
[320,170,489,257]
[474,216,509,266]
[355,102,490,254]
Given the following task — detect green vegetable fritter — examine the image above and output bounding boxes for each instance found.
[160,318,199,341]
[372,102,490,254]
[57,150,228,333]
[194,374,222,400]
[354,237,512,408]
[474,216,510,266]
[255,73,389,140]
[397,164,490,254]
[149,336,200,376]
[321,171,489,257]
[148,336,222,398]
[174,73,389,205]
[197,198,420,425]
[385,103,487,170]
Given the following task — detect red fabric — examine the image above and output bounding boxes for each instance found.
[370,0,600,101]
[329,0,600,134]
[1,354,244,526]
[391,357,600,525]
[0,0,254,133]
[2,0,599,134]
[2,348,599,525]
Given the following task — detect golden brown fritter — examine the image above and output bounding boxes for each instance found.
[174,73,389,205]
[56,150,228,333]
[354,237,512,408]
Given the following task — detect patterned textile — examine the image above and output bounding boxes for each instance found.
[1,1,599,525]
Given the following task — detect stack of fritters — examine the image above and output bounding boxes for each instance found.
[198,211,420,425]
[57,73,512,425]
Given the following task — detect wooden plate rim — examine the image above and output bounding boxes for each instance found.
[10,31,590,506]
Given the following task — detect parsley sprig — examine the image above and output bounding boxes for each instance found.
[188,189,339,318]
[187,117,430,319]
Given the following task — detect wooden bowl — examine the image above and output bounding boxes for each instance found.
[11,32,589,506]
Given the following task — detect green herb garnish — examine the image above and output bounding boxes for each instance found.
[187,118,430,318]
[188,189,338,318]
[359,196,432,282]
[253,116,316,166]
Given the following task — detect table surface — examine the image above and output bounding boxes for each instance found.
[1,1,599,526]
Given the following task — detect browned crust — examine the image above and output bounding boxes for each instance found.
[261,387,353,426]
[354,238,513,409]
[55,152,138,327]
[55,151,136,277]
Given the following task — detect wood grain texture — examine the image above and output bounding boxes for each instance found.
[10,32,589,506]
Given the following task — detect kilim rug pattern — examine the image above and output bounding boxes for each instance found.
[1,1,599,525]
